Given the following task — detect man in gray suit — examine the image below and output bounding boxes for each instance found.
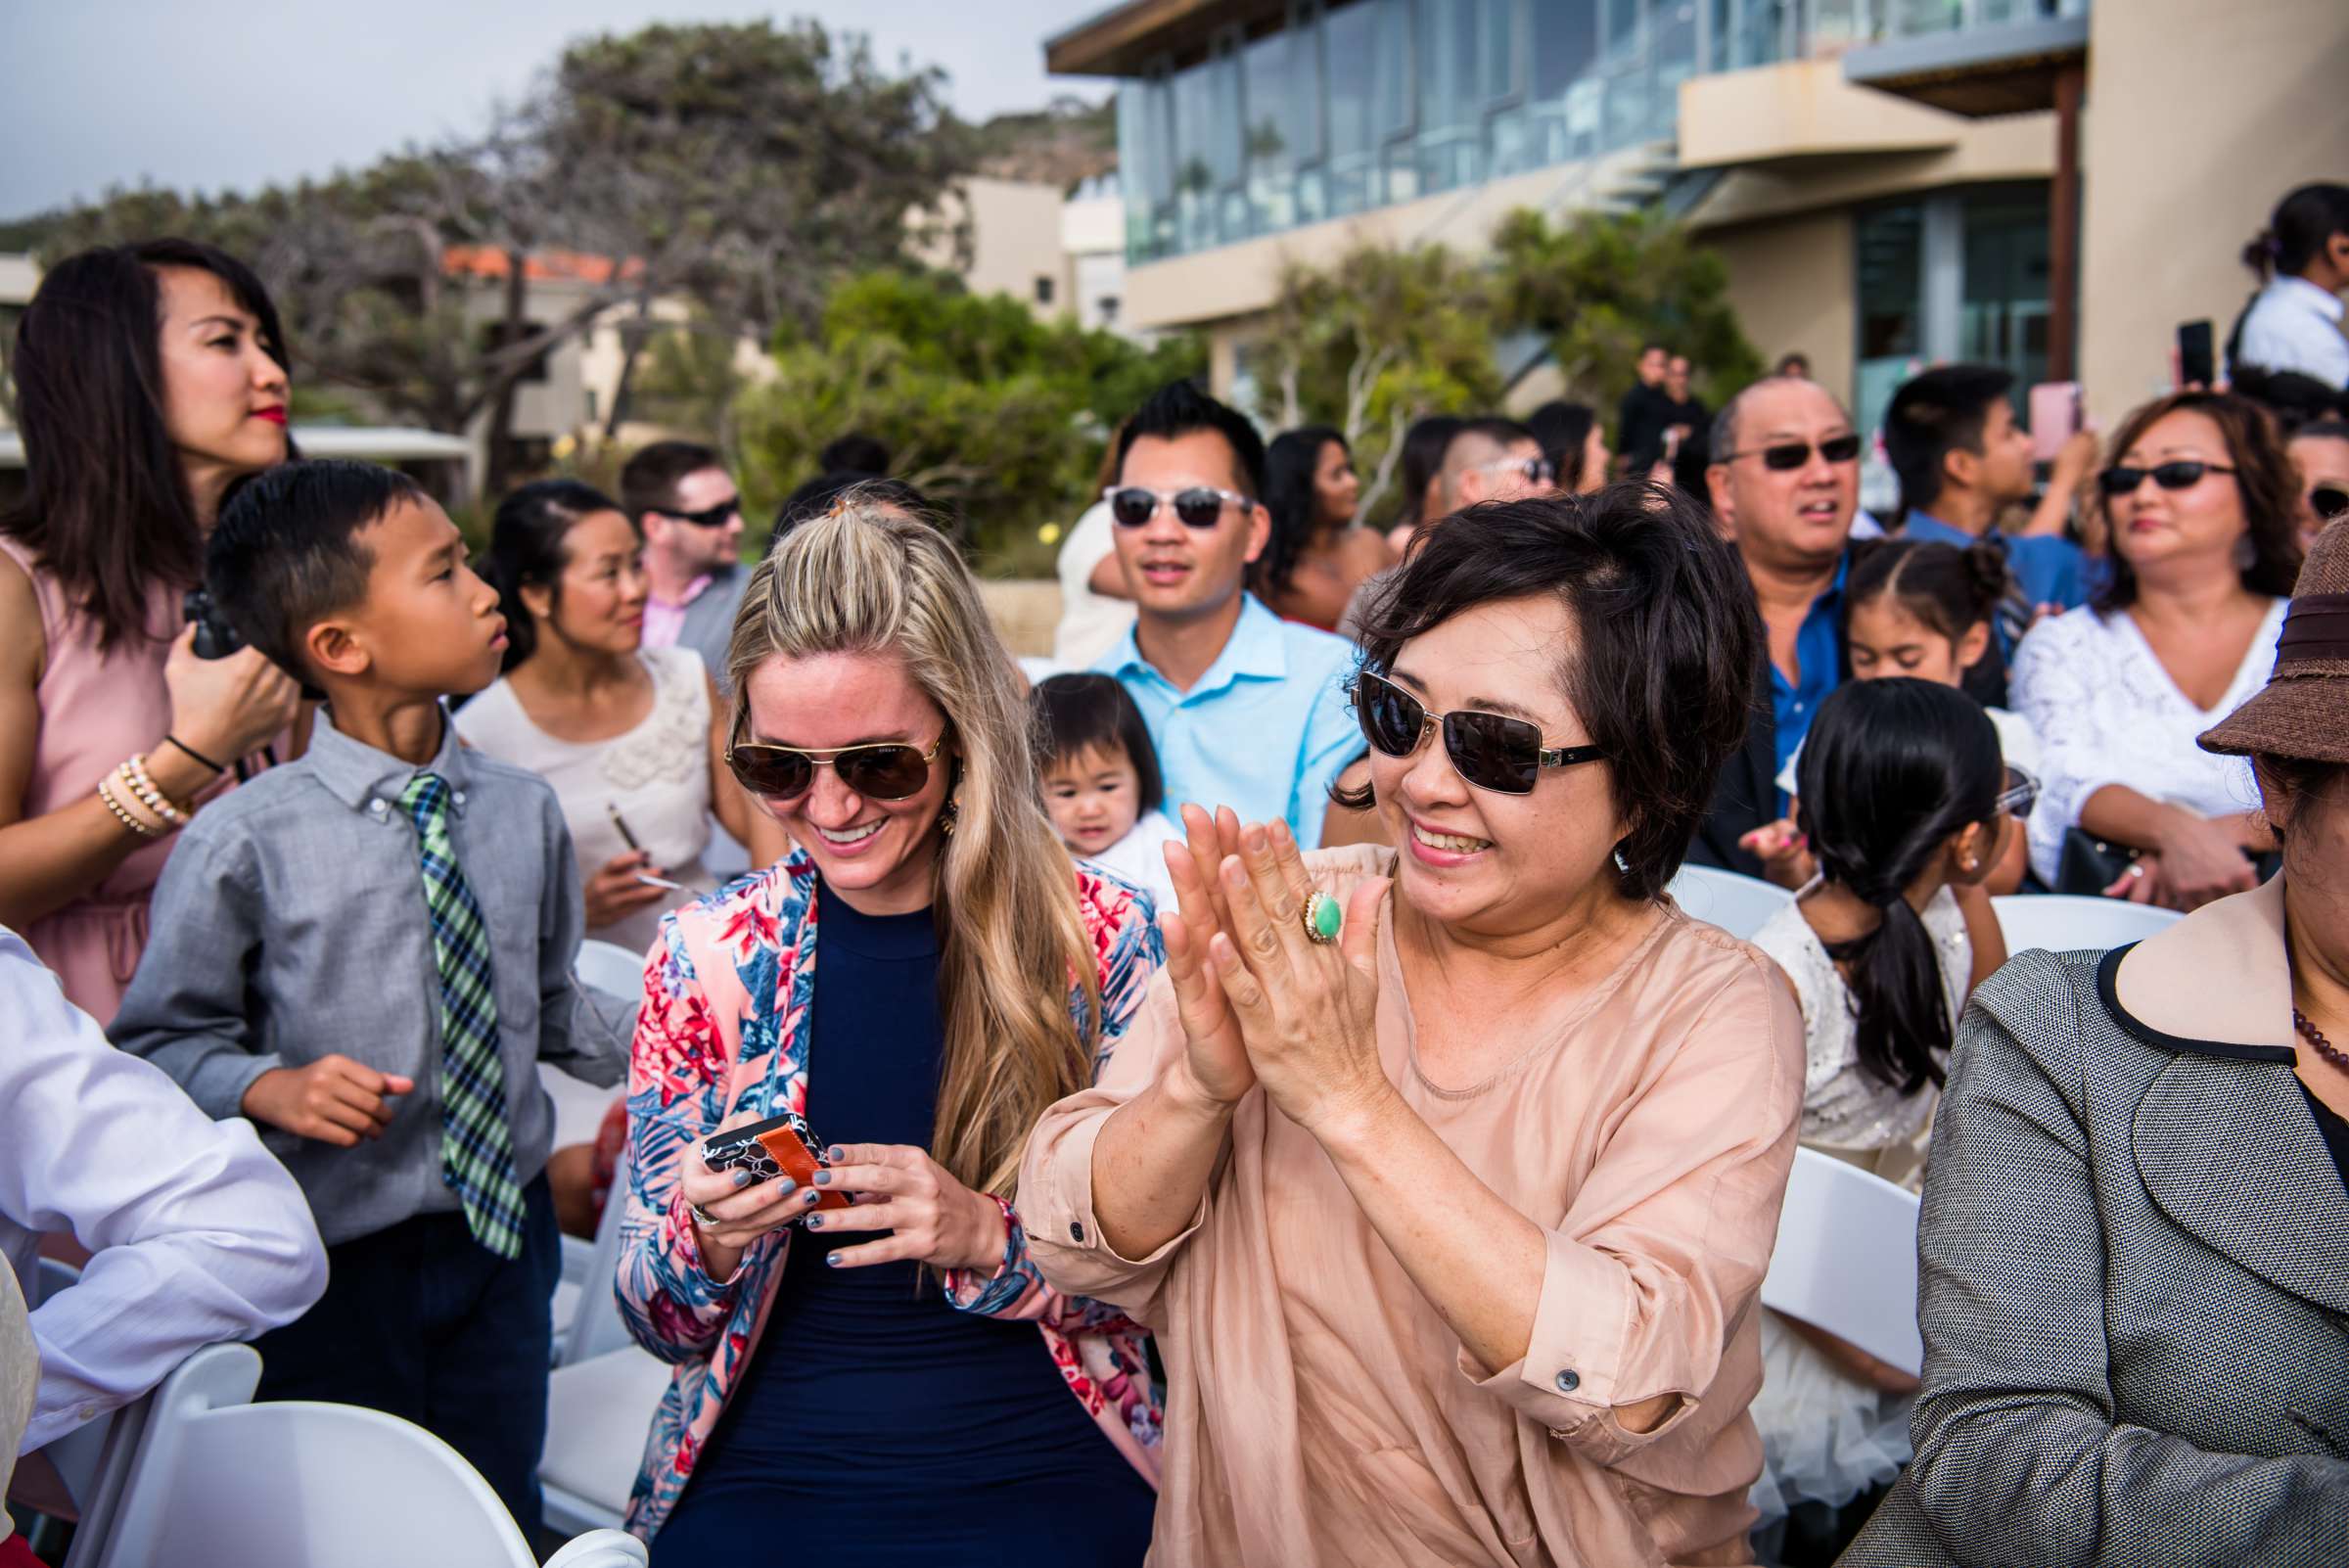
[622,439,753,692]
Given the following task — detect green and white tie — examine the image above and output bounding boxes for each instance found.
[399,772,527,1259]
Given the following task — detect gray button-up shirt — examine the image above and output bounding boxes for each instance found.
[111,712,633,1246]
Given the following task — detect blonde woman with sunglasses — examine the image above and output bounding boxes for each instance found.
[613,499,1164,1561]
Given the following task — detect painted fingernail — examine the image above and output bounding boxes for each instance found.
[774,1177,796,1196]
[730,1170,754,1187]
[802,1189,820,1205]
[813,1170,832,1185]
[825,1251,843,1268]
[826,1146,845,1162]
[805,1215,822,1229]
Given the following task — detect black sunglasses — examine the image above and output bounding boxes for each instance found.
[2311,484,2349,522]
[666,496,744,529]
[1994,766,2039,821]
[1719,433,1864,471]
[1105,485,1250,530]
[1350,670,1603,796]
[725,731,944,802]
[2096,460,2236,497]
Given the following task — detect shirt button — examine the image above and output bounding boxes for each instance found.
[369,799,388,814]
[1070,1221,1086,1243]
[78,1403,99,1421]
[452,790,467,807]
[1554,1369,1581,1393]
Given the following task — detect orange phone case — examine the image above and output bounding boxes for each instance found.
[756,1123,852,1212]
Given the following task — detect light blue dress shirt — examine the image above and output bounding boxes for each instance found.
[1093,594,1362,847]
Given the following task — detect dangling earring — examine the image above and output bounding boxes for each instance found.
[939,760,963,838]
[1612,845,1632,878]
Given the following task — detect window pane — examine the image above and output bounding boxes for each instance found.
[1856,201,1925,438]
[1324,0,1376,216]
[1417,0,1483,193]
[1117,79,1174,261]
[1173,60,1220,252]
[1243,27,1298,234]
[1961,186,2053,399]
[1528,0,1598,163]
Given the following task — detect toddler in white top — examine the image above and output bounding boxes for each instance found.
[1032,672,1180,916]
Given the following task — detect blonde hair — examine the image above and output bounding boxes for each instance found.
[726,497,1099,1197]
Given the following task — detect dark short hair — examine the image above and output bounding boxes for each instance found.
[1775,351,1811,375]
[1341,483,1762,899]
[1526,402,1598,490]
[774,474,958,545]
[1032,672,1164,812]
[1449,417,1538,464]
[484,479,626,671]
[1115,380,1267,499]
[1396,415,1464,529]
[619,439,723,523]
[207,460,425,683]
[1883,364,2014,516]
[2234,366,2349,435]
[1845,537,2006,647]
[2092,391,2305,613]
[818,433,891,477]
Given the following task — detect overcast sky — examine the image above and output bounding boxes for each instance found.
[2,1,1112,221]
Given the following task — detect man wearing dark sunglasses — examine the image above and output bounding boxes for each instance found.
[620,439,753,693]
[1693,376,1863,877]
[2290,419,2349,549]
[1885,365,2089,663]
[1093,382,1362,848]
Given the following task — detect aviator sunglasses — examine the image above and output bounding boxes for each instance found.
[2096,460,2235,497]
[1350,670,1604,796]
[1717,433,1864,470]
[1105,485,1252,529]
[725,726,945,802]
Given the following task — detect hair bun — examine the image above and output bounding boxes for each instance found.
[2241,228,2280,277]
[1961,541,2011,611]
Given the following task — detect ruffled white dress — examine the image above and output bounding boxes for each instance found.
[1744,886,1969,1521]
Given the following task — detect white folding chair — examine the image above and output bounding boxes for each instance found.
[1666,864,1796,941]
[27,1257,147,1567]
[82,1341,641,1568]
[574,939,647,1001]
[1992,893,2180,956]
[540,1147,669,1537]
[1761,1147,1924,1379]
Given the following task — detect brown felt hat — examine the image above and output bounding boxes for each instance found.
[2200,515,2349,764]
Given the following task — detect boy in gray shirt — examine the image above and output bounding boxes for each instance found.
[113,460,632,1534]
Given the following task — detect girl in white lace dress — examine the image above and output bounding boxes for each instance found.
[1746,678,2016,1527]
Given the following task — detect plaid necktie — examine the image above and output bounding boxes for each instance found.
[399,772,526,1259]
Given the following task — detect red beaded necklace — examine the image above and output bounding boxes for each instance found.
[2291,1009,2349,1074]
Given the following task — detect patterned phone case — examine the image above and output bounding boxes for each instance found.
[700,1109,851,1210]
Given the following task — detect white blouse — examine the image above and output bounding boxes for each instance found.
[1749,885,1965,1160]
[2009,600,2284,886]
[454,645,719,954]
[2232,275,2349,391]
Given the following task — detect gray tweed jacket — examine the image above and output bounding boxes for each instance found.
[1841,877,2349,1567]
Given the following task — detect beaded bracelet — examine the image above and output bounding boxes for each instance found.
[121,755,193,829]
[95,775,163,840]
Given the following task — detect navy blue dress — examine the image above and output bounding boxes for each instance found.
[649,882,1156,1565]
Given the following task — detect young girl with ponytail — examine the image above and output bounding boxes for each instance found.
[1743,676,2019,1533]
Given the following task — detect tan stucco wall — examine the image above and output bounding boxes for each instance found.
[914,177,1074,321]
[1708,208,1860,404]
[2078,0,2349,432]
[1685,110,2054,234]
[1679,57,1962,169]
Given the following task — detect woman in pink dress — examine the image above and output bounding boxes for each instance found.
[0,240,302,1021]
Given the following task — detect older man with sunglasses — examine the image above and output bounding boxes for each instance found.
[622,439,754,693]
[1093,382,1362,849]
[1689,376,1865,877]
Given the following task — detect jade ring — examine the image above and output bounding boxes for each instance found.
[1301,891,1343,945]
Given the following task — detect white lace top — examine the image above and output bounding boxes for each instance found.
[454,645,718,954]
[2008,600,2283,886]
[1749,885,1966,1157]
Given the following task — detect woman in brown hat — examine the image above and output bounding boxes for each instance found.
[1842,518,2349,1565]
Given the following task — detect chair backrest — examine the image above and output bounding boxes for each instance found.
[90,1347,538,1568]
[562,1146,637,1367]
[31,1257,147,1566]
[543,1532,649,1568]
[1666,865,1795,942]
[575,939,647,1000]
[1992,894,2180,957]
[1761,1147,1924,1379]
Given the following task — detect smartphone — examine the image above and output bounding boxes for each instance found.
[2176,319,2216,390]
[607,803,644,853]
[700,1110,852,1212]
[2027,381,2081,463]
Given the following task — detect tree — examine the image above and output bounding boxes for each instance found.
[14,21,974,495]
[1493,208,1763,416]
[1253,242,1504,523]
[731,269,1204,574]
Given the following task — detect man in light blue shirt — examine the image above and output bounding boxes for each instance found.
[1091,382,1361,846]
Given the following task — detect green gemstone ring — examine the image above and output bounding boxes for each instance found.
[1301,890,1343,945]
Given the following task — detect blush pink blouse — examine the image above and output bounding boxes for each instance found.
[1022,846,1805,1567]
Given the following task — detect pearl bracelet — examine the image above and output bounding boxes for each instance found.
[121,755,192,828]
[96,775,163,840]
